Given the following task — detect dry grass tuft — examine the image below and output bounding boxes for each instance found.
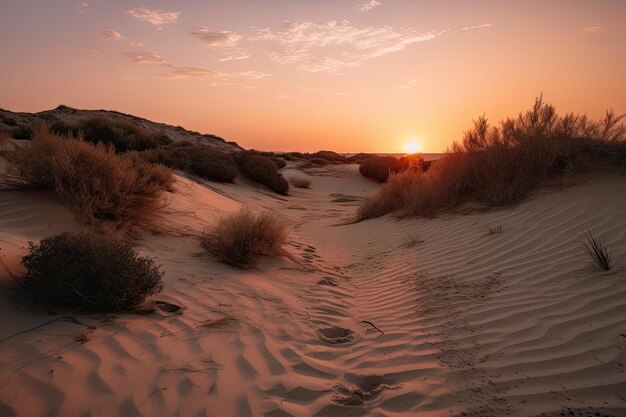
[581,229,613,271]
[201,208,289,268]
[1,128,174,230]
[358,97,626,220]
[289,176,312,188]
[487,225,503,235]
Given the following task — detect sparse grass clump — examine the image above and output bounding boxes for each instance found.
[201,208,289,268]
[581,229,613,271]
[289,176,312,188]
[138,142,239,182]
[2,128,173,229]
[234,152,289,195]
[21,232,164,311]
[358,97,626,220]
[487,225,503,235]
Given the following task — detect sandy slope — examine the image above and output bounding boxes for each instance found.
[0,164,625,417]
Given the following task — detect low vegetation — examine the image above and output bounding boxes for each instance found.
[2,128,173,229]
[358,97,626,220]
[201,208,289,268]
[487,224,503,235]
[312,150,348,164]
[581,229,613,271]
[289,176,312,188]
[137,142,239,182]
[359,154,430,183]
[233,152,289,195]
[51,116,172,152]
[21,232,164,311]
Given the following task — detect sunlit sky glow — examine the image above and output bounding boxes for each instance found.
[1,0,624,152]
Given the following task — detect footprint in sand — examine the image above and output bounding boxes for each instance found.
[317,278,338,287]
[332,375,398,405]
[155,301,183,314]
[317,326,357,344]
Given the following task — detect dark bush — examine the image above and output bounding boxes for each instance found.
[359,156,404,182]
[270,156,287,169]
[21,232,164,311]
[139,142,238,182]
[11,125,33,140]
[312,150,348,163]
[347,153,376,163]
[234,152,289,195]
[51,117,172,152]
[358,154,428,183]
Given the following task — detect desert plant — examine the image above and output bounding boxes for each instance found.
[2,128,173,229]
[233,152,289,195]
[21,232,164,311]
[359,156,405,182]
[138,142,239,182]
[51,117,172,152]
[358,97,626,220]
[487,225,503,235]
[311,150,348,163]
[581,229,613,271]
[289,176,312,188]
[201,208,289,268]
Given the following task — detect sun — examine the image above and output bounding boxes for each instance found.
[404,140,421,154]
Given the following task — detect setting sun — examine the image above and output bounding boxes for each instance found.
[404,140,421,154]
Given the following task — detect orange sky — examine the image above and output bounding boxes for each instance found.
[0,0,624,152]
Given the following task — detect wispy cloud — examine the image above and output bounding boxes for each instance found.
[78,1,88,13]
[360,0,382,12]
[192,28,241,47]
[159,66,216,80]
[121,50,269,85]
[581,25,603,32]
[101,29,124,40]
[461,23,492,31]
[218,52,251,62]
[126,7,180,27]
[298,86,349,96]
[122,51,168,64]
[253,20,439,73]
[396,79,419,90]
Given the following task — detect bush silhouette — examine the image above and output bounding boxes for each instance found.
[21,232,164,311]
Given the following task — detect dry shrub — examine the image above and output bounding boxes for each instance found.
[289,176,312,188]
[358,97,626,220]
[51,116,172,152]
[201,208,288,268]
[21,232,164,311]
[234,152,289,195]
[359,154,428,183]
[311,150,348,163]
[138,142,239,182]
[2,128,174,229]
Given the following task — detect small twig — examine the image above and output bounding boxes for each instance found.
[67,283,100,307]
[0,316,93,344]
[0,256,25,290]
[361,320,384,334]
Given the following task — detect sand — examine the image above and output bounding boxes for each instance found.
[0,163,625,417]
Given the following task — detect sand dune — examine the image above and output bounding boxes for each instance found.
[1,163,625,417]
